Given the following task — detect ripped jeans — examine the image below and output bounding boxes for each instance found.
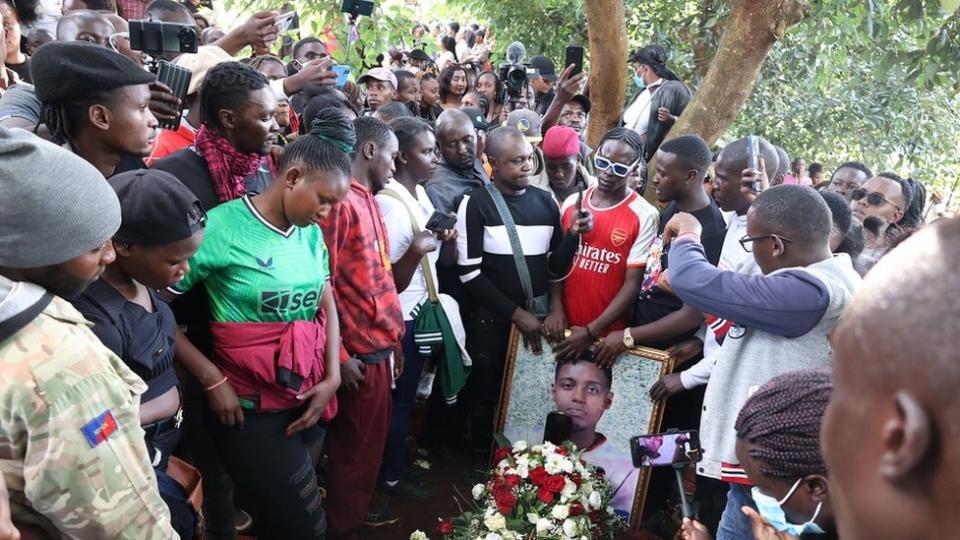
[208,406,327,540]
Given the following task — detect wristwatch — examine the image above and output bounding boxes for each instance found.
[622,329,635,348]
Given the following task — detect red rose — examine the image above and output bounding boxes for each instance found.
[572,473,583,486]
[570,503,585,516]
[529,466,548,486]
[494,446,511,463]
[437,518,455,535]
[492,484,512,502]
[504,474,521,487]
[537,487,555,504]
[495,491,518,514]
[589,510,600,523]
[545,474,566,493]
[556,446,569,456]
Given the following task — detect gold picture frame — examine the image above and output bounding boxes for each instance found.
[494,326,674,531]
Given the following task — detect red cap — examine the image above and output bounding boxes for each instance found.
[542,126,581,158]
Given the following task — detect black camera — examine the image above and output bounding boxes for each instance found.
[129,20,198,57]
[498,62,529,103]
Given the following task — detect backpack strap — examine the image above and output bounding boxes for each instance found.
[378,187,438,302]
[484,182,542,314]
[0,292,54,343]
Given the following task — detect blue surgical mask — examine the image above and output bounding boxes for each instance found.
[751,478,826,536]
[634,74,646,90]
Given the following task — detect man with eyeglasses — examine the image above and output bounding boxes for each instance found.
[655,185,861,540]
[550,127,658,362]
[850,173,908,227]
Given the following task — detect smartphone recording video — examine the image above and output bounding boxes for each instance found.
[630,430,701,468]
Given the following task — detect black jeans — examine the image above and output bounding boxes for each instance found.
[461,311,512,453]
[208,407,327,540]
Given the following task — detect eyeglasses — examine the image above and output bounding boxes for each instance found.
[851,188,901,210]
[739,234,794,253]
[594,155,641,177]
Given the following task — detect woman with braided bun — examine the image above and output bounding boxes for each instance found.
[682,369,838,540]
[166,108,355,539]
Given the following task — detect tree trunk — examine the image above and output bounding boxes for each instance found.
[667,0,805,146]
[584,0,628,151]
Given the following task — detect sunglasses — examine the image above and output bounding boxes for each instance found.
[739,233,793,253]
[594,155,641,177]
[851,188,901,210]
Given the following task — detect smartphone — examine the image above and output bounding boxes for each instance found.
[340,0,374,16]
[565,45,584,76]
[332,64,351,88]
[155,60,191,131]
[630,430,702,468]
[576,184,586,218]
[424,210,456,233]
[543,411,573,445]
[274,11,296,34]
[747,135,762,192]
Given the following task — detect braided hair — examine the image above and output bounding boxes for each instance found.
[599,127,645,165]
[277,108,354,177]
[199,62,269,129]
[40,90,116,146]
[734,369,833,479]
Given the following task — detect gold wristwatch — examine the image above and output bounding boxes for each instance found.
[622,329,635,348]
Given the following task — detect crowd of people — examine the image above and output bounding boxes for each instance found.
[0,2,957,540]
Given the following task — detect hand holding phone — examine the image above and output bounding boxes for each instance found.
[274,11,296,35]
[630,430,702,468]
[424,210,456,233]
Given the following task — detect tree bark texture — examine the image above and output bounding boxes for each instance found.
[584,0,628,151]
[667,0,805,146]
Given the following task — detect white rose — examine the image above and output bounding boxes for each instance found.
[512,440,528,452]
[527,513,540,524]
[472,483,486,500]
[536,517,553,536]
[515,462,530,478]
[559,457,574,474]
[562,518,579,537]
[588,491,602,510]
[483,533,503,540]
[484,512,506,531]
[561,478,577,498]
[409,530,429,540]
[551,504,570,520]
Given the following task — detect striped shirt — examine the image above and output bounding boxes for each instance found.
[456,184,563,319]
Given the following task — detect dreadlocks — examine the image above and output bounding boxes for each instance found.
[734,368,833,479]
[40,91,115,146]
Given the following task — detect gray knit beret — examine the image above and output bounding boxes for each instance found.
[0,128,121,268]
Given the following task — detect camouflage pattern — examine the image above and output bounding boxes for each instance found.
[0,296,177,539]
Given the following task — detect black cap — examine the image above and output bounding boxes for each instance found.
[529,55,557,81]
[109,169,206,245]
[460,107,495,131]
[31,41,156,103]
[568,94,591,114]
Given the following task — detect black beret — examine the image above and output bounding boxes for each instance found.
[108,169,206,246]
[30,41,156,103]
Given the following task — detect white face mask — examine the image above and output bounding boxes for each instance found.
[751,477,826,536]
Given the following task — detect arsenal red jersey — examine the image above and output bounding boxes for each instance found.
[560,188,659,332]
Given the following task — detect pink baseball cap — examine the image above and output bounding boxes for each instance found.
[542,126,581,158]
[358,67,398,90]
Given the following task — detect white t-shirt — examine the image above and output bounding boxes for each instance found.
[622,78,663,136]
[376,180,440,321]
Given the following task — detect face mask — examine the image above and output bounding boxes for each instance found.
[634,74,646,90]
[751,478,826,536]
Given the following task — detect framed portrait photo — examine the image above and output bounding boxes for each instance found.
[494,327,674,531]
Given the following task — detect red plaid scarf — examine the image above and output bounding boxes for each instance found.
[194,125,274,204]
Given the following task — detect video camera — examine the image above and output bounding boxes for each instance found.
[498,41,535,109]
[128,20,197,131]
